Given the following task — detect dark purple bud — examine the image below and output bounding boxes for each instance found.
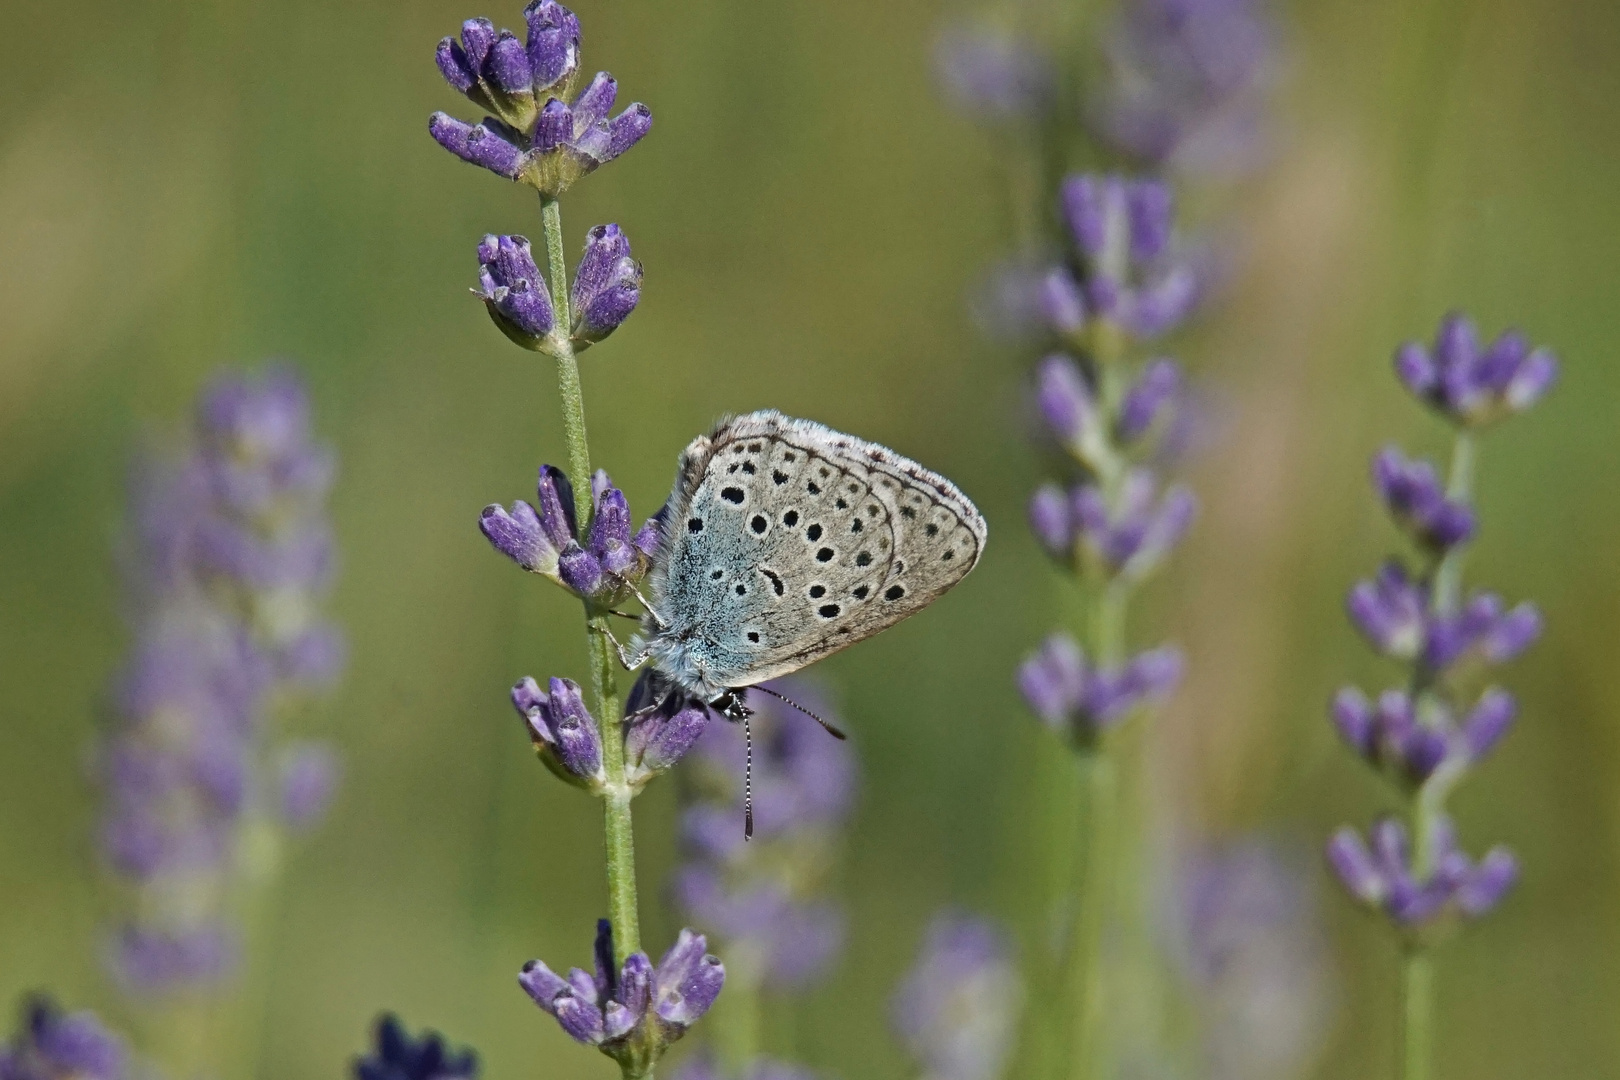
[1034,353,1097,446]
[429,113,525,179]
[277,741,339,830]
[536,465,578,549]
[633,504,667,560]
[474,234,555,346]
[524,0,581,93]
[512,677,603,783]
[436,38,478,94]
[606,104,653,160]
[1326,827,1385,905]
[1116,358,1180,442]
[1126,180,1174,262]
[572,73,619,128]
[572,224,642,345]
[588,484,636,575]
[552,994,607,1045]
[1017,634,1087,730]
[1456,847,1518,915]
[533,98,574,152]
[459,18,497,73]
[624,679,709,782]
[7,998,128,1080]
[653,929,725,1029]
[558,542,603,595]
[1463,688,1516,760]
[479,500,562,577]
[1028,485,1072,557]
[593,918,617,996]
[1371,446,1474,550]
[487,32,534,95]
[355,1014,479,1080]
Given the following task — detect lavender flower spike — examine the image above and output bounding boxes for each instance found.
[511,676,605,788]
[572,224,642,347]
[0,998,127,1080]
[623,673,709,787]
[892,912,1022,1080]
[1017,634,1183,746]
[435,16,542,132]
[475,234,555,350]
[519,921,723,1071]
[933,22,1056,122]
[354,1014,479,1080]
[1371,446,1474,551]
[1326,818,1517,940]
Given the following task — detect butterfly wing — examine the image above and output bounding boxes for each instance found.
[646,410,986,693]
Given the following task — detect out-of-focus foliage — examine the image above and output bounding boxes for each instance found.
[1,0,1618,1077]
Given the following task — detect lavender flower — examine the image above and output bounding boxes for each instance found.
[1093,0,1277,176]
[475,234,555,348]
[0,999,127,1080]
[510,676,606,788]
[100,367,344,995]
[974,259,1087,344]
[1017,633,1183,741]
[1060,174,1201,339]
[1331,685,1515,788]
[572,224,642,346]
[1371,446,1474,551]
[354,1014,478,1080]
[480,464,660,600]
[891,912,1021,1080]
[1345,560,1541,672]
[519,921,724,1072]
[673,679,853,989]
[1168,841,1334,1080]
[429,4,651,196]
[623,674,709,787]
[933,23,1057,122]
[1395,313,1559,427]
[1327,819,1518,937]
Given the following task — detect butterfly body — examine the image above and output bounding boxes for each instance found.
[634,410,987,707]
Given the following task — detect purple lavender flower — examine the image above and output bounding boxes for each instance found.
[1070,470,1197,579]
[0,999,127,1080]
[1331,685,1516,789]
[354,1014,478,1080]
[1345,561,1542,673]
[475,234,555,349]
[519,921,724,1068]
[623,674,709,787]
[1168,841,1333,1080]
[572,224,642,346]
[1092,0,1277,176]
[933,23,1057,122]
[100,366,344,996]
[511,676,605,787]
[1371,446,1475,550]
[1326,818,1517,938]
[1395,313,1558,427]
[974,259,1086,344]
[482,464,659,600]
[429,5,651,195]
[1017,633,1183,740]
[1034,353,1100,450]
[891,912,1022,1080]
[673,679,854,989]
[1116,358,1182,443]
[1060,174,1202,339]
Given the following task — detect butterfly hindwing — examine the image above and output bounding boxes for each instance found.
[647,411,985,693]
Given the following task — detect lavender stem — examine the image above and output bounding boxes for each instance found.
[1402,950,1434,1080]
[537,191,643,969]
[1431,432,1476,615]
[1065,749,1117,1080]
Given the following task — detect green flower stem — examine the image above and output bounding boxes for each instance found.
[1431,431,1476,616]
[1401,949,1434,1080]
[538,192,643,968]
[1065,745,1118,1080]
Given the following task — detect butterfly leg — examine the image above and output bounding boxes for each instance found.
[625,582,670,629]
[594,621,650,671]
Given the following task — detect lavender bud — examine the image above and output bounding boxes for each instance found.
[558,542,604,595]
[479,501,561,579]
[536,465,579,549]
[606,104,654,158]
[572,224,642,346]
[623,675,710,785]
[1330,686,1376,756]
[1061,174,1124,260]
[487,32,533,95]
[1,999,128,1080]
[1116,357,1181,443]
[524,0,581,95]
[1016,634,1087,731]
[588,480,636,575]
[652,929,726,1032]
[436,37,479,97]
[1371,446,1475,550]
[474,234,555,349]
[428,113,526,179]
[1396,312,1558,426]
[1456,847,1518,916]
[1462,687,1516,761]
[1326,827,1386,905]
[354,1014,479,1080]
[1125,179,1174,262]
[1034,353,1098,448]
[572,72,619,128]
[1346,561,1427,660]
[932,23,1056,121]
[1027,485,1073,557]
[891,912,1021,1080]
[1482,602,1541,662]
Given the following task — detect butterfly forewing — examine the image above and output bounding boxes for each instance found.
[650,411,985,692]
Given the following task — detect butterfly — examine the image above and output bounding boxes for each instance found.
[616,411,987,830]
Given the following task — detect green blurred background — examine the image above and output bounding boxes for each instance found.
[3,0,1618,1076]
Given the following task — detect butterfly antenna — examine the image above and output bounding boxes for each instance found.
[752,684,848,740]
[743,713,754,841]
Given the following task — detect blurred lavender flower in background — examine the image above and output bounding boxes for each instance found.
[353,1014,478,1080]
[1092,0,1278,177]
[1165,840,1334,1080]
[891,912,1022,1080]
[97,366,343,997]
[934,21,1057,124]
[0,999,128,1080]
